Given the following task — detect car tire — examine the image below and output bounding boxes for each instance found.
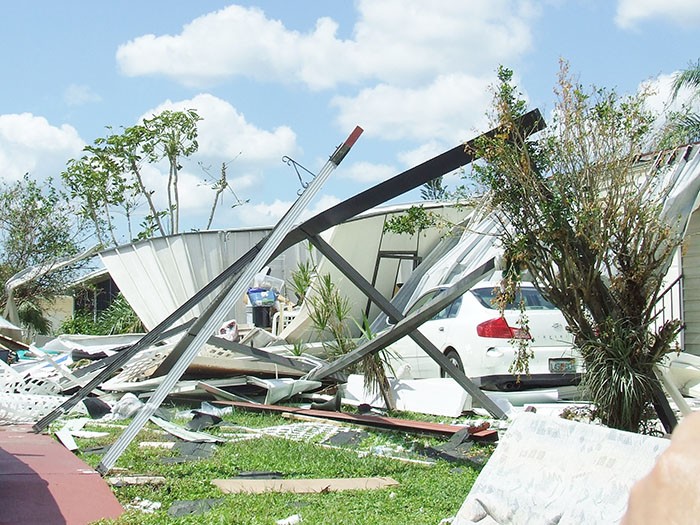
[441,349,464,377]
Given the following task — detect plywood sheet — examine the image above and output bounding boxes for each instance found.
[213,476,399,494]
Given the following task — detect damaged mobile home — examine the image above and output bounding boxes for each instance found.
[3,116,700,523]
[8,115,536,466]
[5,112,700,429]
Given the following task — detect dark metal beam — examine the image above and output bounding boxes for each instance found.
[306,233,505,417]
[304,258,504,418]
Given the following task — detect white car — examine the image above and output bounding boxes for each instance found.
[384,281,582,391]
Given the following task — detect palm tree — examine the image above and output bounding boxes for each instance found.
[420,176,448,200]
[662,59,700,147]
[672,59,700,100]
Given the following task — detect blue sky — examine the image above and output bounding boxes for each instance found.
[1,1,699,241]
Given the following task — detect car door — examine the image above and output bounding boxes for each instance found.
[387,288,454,378]
[414,294,463,377]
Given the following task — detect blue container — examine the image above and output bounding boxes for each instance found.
[247,287,277,307]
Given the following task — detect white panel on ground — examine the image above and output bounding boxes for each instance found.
[453,412,669,524]
[342,374,471,417]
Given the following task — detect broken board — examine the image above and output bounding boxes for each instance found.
[213,476,399,494]
[212,400,472,437]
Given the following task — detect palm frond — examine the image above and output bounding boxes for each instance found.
[672,59,700,100]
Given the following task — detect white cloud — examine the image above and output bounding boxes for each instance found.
[141,93,299,164]
[0,113,84,182]
[350,0,536,85]
[639,73,679,115]
[116,1,538,89]
[64,84,102,106]
[397,141,452,169]
[339,161,396,184]
[232,193,341,227]
[332,73,493,143]
[616,0,700,29]
[117,5,351,89]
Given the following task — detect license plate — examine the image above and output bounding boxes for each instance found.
[549,358,576,373]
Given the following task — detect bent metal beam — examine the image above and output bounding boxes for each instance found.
[34,110,544,436]
[304,233,505,417]
[95,126,364,474]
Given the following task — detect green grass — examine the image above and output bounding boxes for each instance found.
[75,408,488,524]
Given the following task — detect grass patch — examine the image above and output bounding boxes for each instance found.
[75,407,488,524]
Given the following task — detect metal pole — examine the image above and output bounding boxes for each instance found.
[96,127,363,475]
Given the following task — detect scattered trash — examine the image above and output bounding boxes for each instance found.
[322,429,368,448]
[55,427,79,451]
[149,415,224,443]
[186,410,223,431]
[419,427,483,465]
[107,392,143,420]
[160,442,218,464]
[167,498,225,518]
[310,391,341,412]
[218,319,240,342]
[83,396,112,418]
[276,514,303,525]
[124,497,162,514]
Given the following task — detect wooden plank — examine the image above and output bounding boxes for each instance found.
[107,475,167,487]
[213,476,399,494]
[212,400,469,437]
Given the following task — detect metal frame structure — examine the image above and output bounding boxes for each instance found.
[303,232,501,411]
[33,111,549,474]
[93,126,364,474]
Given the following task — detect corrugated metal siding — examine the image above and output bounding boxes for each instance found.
[683,210,700,355]
[99,229,291,331]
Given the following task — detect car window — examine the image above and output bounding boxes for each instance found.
[405,289,444,315]
[470,286,557,310]
[446,295,462,318]
[405,288,461,321]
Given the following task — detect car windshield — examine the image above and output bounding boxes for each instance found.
[471,286,557,310]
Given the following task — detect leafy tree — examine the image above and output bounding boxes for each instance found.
[140,109,201,235]
[470,62,683,432]
[295,257,395,409]
[60,293,144,335]
[671,58,700,105]
[0,174,90,335]
[62,109,202,245]
[203,160,249,230]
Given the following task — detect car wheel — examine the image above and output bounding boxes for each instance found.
[441,349,464,377]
